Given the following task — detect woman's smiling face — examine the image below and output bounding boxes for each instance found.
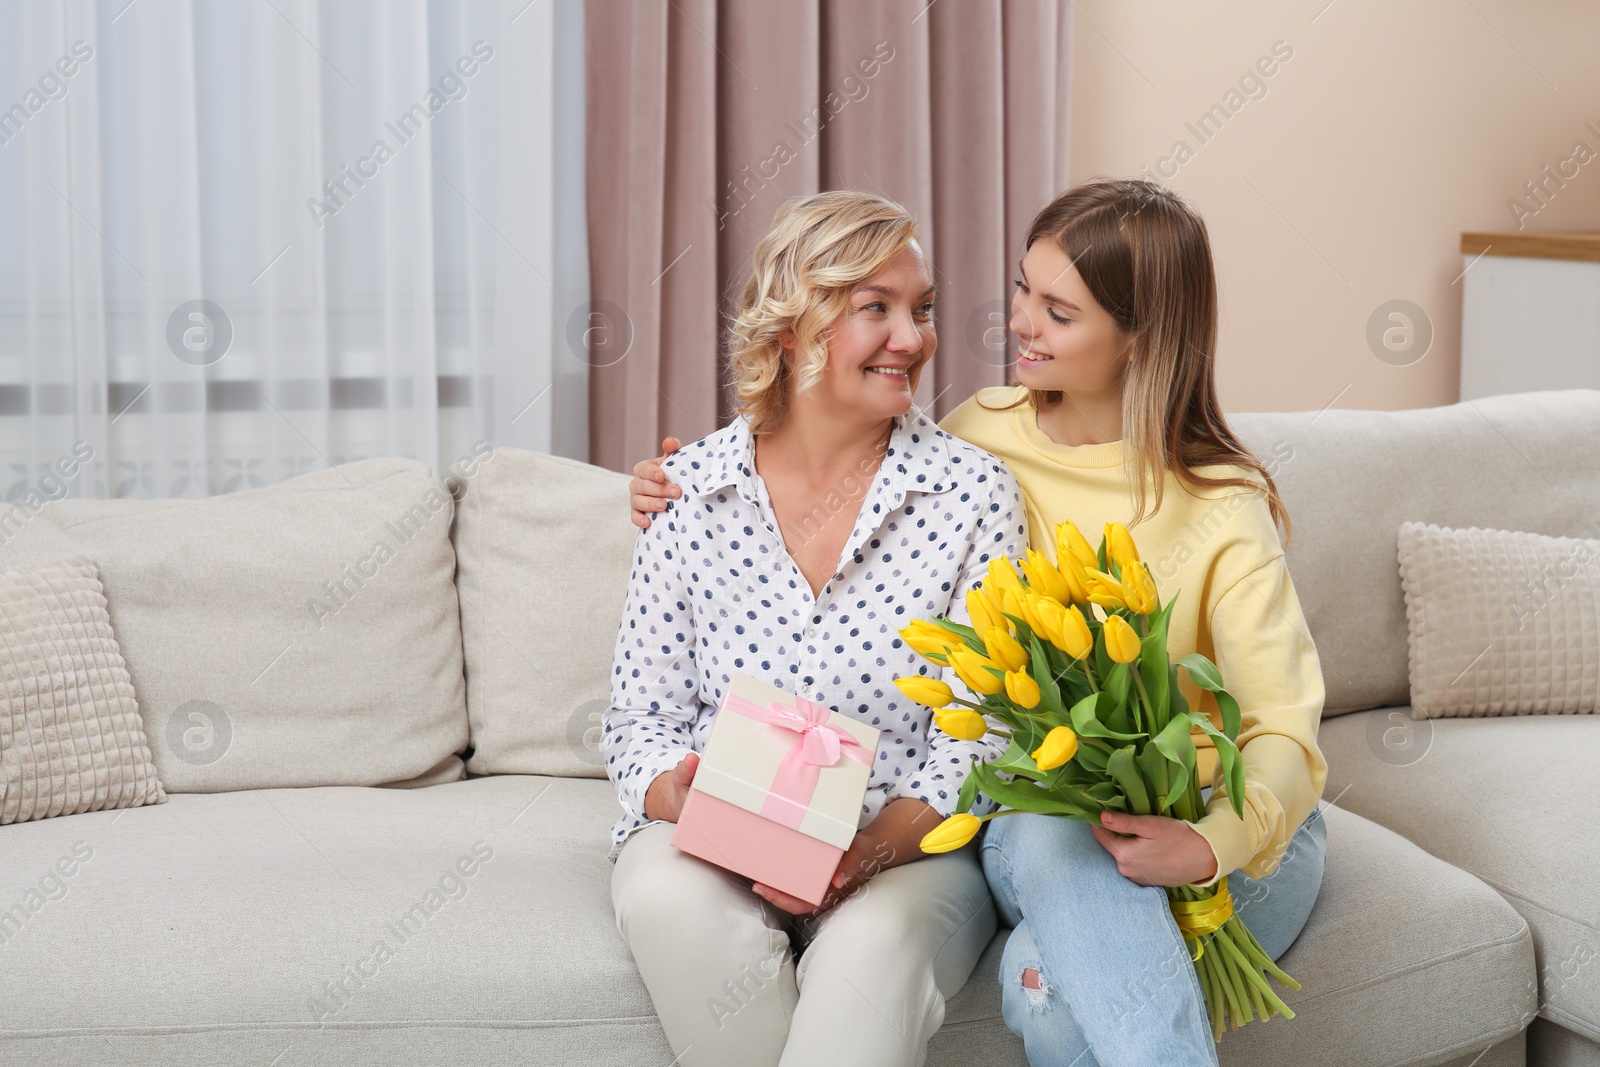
[789,241,936,422]
[1009,239,1132,393]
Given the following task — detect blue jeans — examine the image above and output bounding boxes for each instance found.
[980,789,1328,1067]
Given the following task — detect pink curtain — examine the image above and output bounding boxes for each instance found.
[585,0,1073,472]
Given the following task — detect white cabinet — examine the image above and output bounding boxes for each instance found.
[1460,232,1600,399]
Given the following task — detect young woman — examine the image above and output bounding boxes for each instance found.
[626,178,1329,1066]
[602,189,1030,1067]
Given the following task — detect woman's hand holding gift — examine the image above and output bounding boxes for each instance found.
[643,751,700,823]
[752,797,942,915]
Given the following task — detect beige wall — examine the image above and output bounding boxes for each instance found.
[1067,0,1600,413]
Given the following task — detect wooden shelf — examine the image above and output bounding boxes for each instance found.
[1460,232,1600,263]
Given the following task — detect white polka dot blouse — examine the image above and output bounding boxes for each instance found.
[601,405,1030,862]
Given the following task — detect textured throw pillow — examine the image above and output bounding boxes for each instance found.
[0,554,166,823]
[1398,521,1600,719]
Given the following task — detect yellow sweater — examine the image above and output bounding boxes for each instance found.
[941,386,1327,887]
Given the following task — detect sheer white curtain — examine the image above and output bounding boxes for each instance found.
[0,0,587,501]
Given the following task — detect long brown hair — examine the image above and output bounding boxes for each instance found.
[980,177,1292,544]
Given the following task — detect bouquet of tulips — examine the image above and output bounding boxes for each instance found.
[894,520,1300,1040]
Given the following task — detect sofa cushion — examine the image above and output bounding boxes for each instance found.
[1320,707,1600,1043]
[0,554,165,824]
[450,447,635,778]
[1230,388,1600,716]
[6,459,467,792]
[0,776,671,1065]
[1209,802,1534,1064]
[1398,521,1600,719]
[0,777,1534,1067]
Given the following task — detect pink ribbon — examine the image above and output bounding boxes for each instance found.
[722,691,874,830]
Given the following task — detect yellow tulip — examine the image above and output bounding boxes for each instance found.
[1056,604,1094,660]
[1103,614,1142,664]
[949,646,1004,695]
[1085,569,1130,613]
[1004,670,1041,709]
[966,587,1006,637]
[1056,520,1099,571]
[894,675,955,707]
[1021,548,1072,604]
[933,707,989,741]
[984,626,1029,673]
[1000,585,1029,628]
[1123,560,1159,615]
[1055,551,1092,607]
[986,556,1024,599]
[920,812,982,853]
[1031,725,1079,770]
[1030,596,1067,649]
[1024,590,1063,639]
[901,620,962,658]
[1105,521,1142,573]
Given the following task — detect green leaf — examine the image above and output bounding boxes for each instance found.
[1135,741,1172,814]
[1106,690,1138,736]
[1005,713,1049,755]
[1027,631,1068,719]
[976,765,1097,819]
[1150,713,1197,804]
[934,615,981,646]
[1105,662,1132,707]
[1187,712,1247,819]
[1081,780,1122,805]
[1057,668,1092,706]
[1106,745,1151,816]
[1168,662,1190,719]
[1177,652,1241,739]
[993,739,1049,782]
[1094,620,1113,678]
[954,757,981,814]
[1138,596,1175,729]
[1069,691,1145,742]
[1069,738,1109,774]
[1177,651,1224,689]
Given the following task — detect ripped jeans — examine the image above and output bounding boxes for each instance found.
[979,790,1327,1067]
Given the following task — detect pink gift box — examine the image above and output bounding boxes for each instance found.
[671,673,881,906]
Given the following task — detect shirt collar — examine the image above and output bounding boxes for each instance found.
[684,405,955,505]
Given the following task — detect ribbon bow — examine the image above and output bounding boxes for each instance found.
[723,691,873,830]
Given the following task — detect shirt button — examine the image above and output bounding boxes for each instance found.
[800,682,812,694]
[804,625,815,637]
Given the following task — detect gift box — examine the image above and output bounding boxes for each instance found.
[670,673,881,906]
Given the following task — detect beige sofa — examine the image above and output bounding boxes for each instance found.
[3,388,1593,1066]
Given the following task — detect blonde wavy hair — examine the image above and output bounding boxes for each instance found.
[726,190,919,434]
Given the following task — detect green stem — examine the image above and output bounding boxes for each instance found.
[1201,957,1224,1042]
[1214,928,1292,1016]
[1233,926,1302,991]
[1080,656,1099,693]
[1210,939,1244,1027]
[1130,668,1155,736]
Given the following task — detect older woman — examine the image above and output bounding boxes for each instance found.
[601,190,1027,1067]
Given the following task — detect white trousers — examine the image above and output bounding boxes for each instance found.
[610,822,996,1067]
